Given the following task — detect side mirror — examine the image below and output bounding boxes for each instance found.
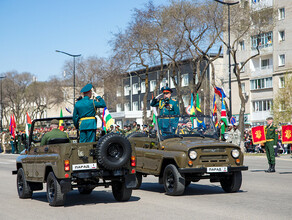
[223,133,229,141]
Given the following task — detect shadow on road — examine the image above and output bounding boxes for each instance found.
[249,170,266,172]
[31,190,140,207]
[139,182,246,196]
[278,172,292,174]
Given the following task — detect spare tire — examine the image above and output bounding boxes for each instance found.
[126,132,148,138]
[96,133,132,170]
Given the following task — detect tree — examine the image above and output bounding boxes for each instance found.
[273,73,292,124]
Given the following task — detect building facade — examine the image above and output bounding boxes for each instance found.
[223,0,292,126]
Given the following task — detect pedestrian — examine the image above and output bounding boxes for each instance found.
[40,119,70,146]
[264,117,278,173]
[232,124,241,146]
[73,84,106,143]
[150,85,179,135]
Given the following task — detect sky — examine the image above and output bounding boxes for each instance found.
[0,0,169,81]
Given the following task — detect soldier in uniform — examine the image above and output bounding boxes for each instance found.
[179,120,194,135]
[41,119,70,146]
[73,84,106,143]
[150,86,180,135]
[264,117,278,173]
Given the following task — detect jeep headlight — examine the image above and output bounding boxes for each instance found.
[231,149,240,158]
[189,150,197,160]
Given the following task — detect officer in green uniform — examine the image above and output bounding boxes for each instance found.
[41,119,70,146]
[73,84,106,143]
[264,117,278,173]
[150,86,180,135]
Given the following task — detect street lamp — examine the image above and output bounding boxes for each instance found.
[214,0,239,118]
[0,76,7,132]
[56,50,81,107]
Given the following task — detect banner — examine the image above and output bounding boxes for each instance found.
[282,125,292,144]
[251,126,266,145]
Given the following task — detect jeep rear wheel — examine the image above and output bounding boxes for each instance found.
[220,171,242,193]
[46,172,66,206]
[163,164,185,196]
[17,168,32,199]
[97,133,132,170]
[112,181,132,202]
[78,186,94,194]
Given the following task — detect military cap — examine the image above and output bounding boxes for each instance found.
[161,86,173,93]
[143,124,148,128]
[266,117,273,121]
[149,124,154,127]
[51,119,59,125]
[80,84,93,93]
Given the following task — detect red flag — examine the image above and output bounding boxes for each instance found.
[9,114,16,138]
[251,126,266,145]
[282,125,292,144]
[26,112,32,124]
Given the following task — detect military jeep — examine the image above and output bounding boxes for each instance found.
[128,115,248,196]
[12,117,137,206]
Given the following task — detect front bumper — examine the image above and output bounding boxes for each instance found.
[178,166,248,174]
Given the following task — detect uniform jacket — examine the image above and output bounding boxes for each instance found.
[265,124,278,146]
[40,129,70,146]
[150,98,180,116]
[73,96,106,131]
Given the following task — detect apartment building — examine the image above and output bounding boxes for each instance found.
[223,0,292,126]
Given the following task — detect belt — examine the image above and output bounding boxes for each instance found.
[266,139,274,142]
[80,117,95,121]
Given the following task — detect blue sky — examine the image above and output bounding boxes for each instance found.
[0,0,169,81]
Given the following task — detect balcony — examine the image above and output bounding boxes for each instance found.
[251,65,273,77]
[251,0,273,11]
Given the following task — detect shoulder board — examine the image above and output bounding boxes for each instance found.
[171,98,176,101]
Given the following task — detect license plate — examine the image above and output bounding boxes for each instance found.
[72,163,97,171]
[207,167,228,173]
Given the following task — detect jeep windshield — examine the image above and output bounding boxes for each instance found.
[156,115,218,140]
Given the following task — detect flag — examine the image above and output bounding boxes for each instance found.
[25,112,32,137]
[282,125,292,144]
[190,93,195,115]
[102,107,114,131]
[196,93,201,112]
[65,107,72,114]
[214,87,226,98]
[59,109,64,131]
[212,94,218,127]
[195,93,206,129]
[220,100,228,134]
[251,126,266,144]
[9,114,16,138]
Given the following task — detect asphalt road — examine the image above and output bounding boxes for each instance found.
[1,153,292,220]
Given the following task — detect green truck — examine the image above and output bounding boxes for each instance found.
[12,116,137,206]
[128,115,248,196]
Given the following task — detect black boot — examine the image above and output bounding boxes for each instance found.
[270,164,276,172]
[265,164,272,172]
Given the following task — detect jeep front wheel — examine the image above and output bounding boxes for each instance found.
[17,168,32,199]
[220,171,242,193]
[46,172,66,206]
[112,181,132,202]
[163,164,185,196]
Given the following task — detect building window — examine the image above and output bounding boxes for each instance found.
[150,80,156,92]
[160,78,167,89]
[141,82,146,93]
[116,103,122,112]
[140,101,144,110]
[279,103,286,111]
[279,77,285,88]
[116,87,122,97]
[170,76,178,88]
[239,62,245,72]
[252,100,273,112]
[279,54,285,66]
[279,30,285,42]
[133,101,139,111]
[133,83,139,95]
[251,32,273,49]
[182,74,189,87]
[241,83,245,94]
[124,85,130,96]
[261,59,270,69]
[182,95,189,107]
[239,40,245,51]
[124,102,130,112]
[279,8,285,20]
[250,77,273,90]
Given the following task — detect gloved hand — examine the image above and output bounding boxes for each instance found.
[92,91,98,98]
[155,93,163,99]
[273,145,277,149]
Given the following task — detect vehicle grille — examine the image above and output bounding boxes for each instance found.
[200,155,228,163]
[202,148,226,153]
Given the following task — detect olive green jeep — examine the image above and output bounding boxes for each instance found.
[12,117,137,206]
[128,115,248,196]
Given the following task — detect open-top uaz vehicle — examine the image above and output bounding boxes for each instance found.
[128,115,248,196]
[12,116,137,206]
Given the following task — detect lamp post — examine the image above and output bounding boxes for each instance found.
[214,0,239,118]
[0,76,6,132]
[56,50,81,107]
